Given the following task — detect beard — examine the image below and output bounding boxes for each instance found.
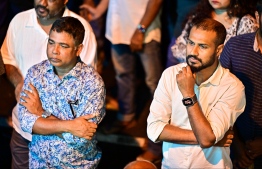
[186,54,216,73]
[35,5,64,20]
[35,5,50,20]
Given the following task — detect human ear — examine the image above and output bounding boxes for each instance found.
[216,44,224,56]
[76,44,83,56]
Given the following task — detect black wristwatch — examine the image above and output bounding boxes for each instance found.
[42,111,51,118]
[182,94,198,107]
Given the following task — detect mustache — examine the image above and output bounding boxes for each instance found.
[186,55,201,62]
[35,5,49,13]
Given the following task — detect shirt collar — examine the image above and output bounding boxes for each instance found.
[47,57,83,80]
[26,7,69,27]
[199,63,223,87]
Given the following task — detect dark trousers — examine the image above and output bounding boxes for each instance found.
[10,130,30,169]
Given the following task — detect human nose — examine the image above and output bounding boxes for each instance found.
[52,44,60,55]
[38,0,48,6]
[190,45,199,56]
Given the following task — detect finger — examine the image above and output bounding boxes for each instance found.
[29,83,38,94]
[181,66,186,73]
[227,134,234,139]
[23,89,34,98]
[186,65,192,74]
[82,114,96,120]
[83,136,92,140]
[20,95,30,103]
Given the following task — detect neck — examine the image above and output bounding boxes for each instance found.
[214,8,227,15]
[257,31,262,52]
[194,62,219,85]
[54,62,77,80]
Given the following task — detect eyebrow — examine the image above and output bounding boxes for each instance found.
[188,38,208,46]
[48,38,70,47]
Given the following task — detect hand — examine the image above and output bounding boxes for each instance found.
[215,127,234,147]
[79,4,100,21]
[130,30,144,52]
[15,82,23,102]
[245,137,262,159]
[176,66,195,97]
[68,114,98,140]
[19,83,44,116]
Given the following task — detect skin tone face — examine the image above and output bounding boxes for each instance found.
[255,11,262,37]
[209,0,231,10]
[186,27,222,73]
[47,30,83,78]
[34,0,67,20]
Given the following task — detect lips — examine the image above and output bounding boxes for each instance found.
[35,5,49,15]
[49,58,61,63]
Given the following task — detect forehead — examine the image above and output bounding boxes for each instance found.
[189,27,217,45]
[49,30,75,44]
[34,0,65,5]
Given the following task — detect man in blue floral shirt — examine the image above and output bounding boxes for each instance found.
[18,16,106,168]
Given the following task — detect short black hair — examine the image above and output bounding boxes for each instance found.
[190,18,227,46]
[50,16,85,46]
[257,0,262,15]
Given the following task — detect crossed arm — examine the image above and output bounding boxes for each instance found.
[19,83,98,141]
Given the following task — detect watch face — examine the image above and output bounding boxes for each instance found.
[183,98,193,106]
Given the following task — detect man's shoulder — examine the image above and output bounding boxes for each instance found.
[28,60,49,74]
[12,8,34,21]
[227,32,256,44]
[221,67,244,89]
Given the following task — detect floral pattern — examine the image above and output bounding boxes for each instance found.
[171,14,258,63]
[19,59,106,168]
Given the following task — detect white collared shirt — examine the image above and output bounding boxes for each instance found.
[105,0,161,45]
[1,8,97,141]
[147,63,246,168]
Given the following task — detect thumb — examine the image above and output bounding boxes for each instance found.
[81,114,95,120]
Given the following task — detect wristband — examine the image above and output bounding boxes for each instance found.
[137,24,146,33]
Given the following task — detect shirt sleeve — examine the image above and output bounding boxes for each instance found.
[207,74,246,143]
[62,76,106,146]
[236,15,258,36]
[147,69,173,142]
[18,68,40,134]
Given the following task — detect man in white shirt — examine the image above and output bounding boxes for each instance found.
[80,0,163,162]
[1,0,97,168]
[147,18,246,168]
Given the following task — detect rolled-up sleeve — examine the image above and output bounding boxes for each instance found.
[147,69,173,142]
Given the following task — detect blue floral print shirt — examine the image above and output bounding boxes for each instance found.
[19,59,106,169]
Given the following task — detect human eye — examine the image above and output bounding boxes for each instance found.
[199,45,208,49]
[48,39,54,45]
[60,44,69,48]
[186,39,194,46]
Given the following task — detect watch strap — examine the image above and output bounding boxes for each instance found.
[182,94,198,107]
[137,24,146,33]
[42,111,51,118]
